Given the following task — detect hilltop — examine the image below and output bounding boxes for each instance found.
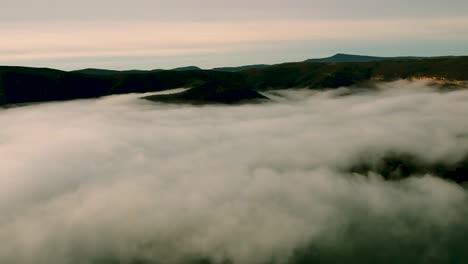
[1,55,467,105]
[304,53,431,63]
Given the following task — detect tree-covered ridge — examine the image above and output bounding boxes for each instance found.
[1,56,467,105]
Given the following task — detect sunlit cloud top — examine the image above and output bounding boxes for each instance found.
[1,0,468,70]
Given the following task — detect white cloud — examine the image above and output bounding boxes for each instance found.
[0,81,467,263]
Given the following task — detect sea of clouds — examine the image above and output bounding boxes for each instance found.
[0,80,467,264]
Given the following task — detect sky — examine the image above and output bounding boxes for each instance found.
[1,0,468,70]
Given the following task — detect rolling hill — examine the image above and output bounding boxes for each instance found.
[1,56,467,105]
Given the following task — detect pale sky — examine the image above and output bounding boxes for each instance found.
[1,0,468,70]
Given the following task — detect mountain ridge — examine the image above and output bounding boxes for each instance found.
[1,55,467,106]
[305,53,428,63]
[68,54,459,74]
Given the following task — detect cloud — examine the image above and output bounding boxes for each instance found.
[0,81,467,263]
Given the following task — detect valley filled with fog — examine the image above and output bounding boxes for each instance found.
[0,80,467,264]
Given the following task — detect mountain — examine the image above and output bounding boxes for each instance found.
[212,64,270,72]
[72,66,201,76]
[305,53,427,63]
[209,53,438,72]
[1,56,467,106]
[171,66,201,71]
[72,68,122,76]
[143,80,268,104]
[243,56,468,89]
[72,68,151,76]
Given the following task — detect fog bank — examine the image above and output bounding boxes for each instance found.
[0,80,467,263]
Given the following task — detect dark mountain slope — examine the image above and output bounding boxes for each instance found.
[244,56,468,89]
[305,53,427,63]
[212,64,271,72]
[0,67,114,105]
[72,68,151,76]
[143,80,267,104]
[0,68,254,105]
[171,66,201,71]
[72,66,200,76]
[1,56,467,106]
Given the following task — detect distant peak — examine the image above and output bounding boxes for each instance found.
[332,53,349,56]
[171,66,201,71]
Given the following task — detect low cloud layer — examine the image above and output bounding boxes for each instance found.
[0,80,467,263]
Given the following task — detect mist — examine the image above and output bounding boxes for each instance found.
[0,80,467,264]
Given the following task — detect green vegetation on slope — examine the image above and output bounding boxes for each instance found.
[144,80,268,104]
[243,57,468,89]
[1,56,467,106]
